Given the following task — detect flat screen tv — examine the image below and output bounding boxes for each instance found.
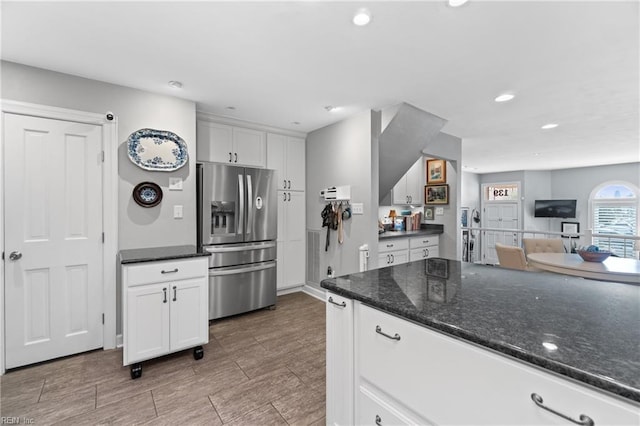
[534,199,577,218]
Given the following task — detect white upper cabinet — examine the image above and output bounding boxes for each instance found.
[392,158,424,205]
[266,133,305,191]
[197,121,266,167]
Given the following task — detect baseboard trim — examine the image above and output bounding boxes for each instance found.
[277,285,304,296]
[302,284,325,301]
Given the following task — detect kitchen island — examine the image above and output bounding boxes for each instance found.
[321,259,640,425]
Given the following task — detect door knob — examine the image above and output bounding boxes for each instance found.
[9,251,22,261]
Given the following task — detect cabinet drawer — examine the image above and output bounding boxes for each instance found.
[408,235,438,249]
[357,304,639,425]
[357,386,427,426]
[124,257,208,287]
[378,239,409,253]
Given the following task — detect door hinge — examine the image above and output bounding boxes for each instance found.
[102,232,105,243]
[1,252,3,260]
[102,313,105,324]
[101,151,105,162]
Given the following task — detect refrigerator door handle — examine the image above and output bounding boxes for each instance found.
[246,174,253,236]
[204,242,276,253]
[208,261,276,277]
[237,174,244,234]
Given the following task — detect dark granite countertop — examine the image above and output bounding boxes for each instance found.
[379,226,443,241]
[321,259,640,403]
[119,245,210,264]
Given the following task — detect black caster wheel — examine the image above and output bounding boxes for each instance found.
[193,346,204,360]
[130,363,142,379]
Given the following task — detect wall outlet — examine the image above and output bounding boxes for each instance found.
[435,207,444,216]
[352,203,364,215]
[169,178,183,191]
[173,205,183,219]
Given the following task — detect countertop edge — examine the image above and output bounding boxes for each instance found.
[321,282,640,405]
[378,229,444,240]
[120,252,210,264]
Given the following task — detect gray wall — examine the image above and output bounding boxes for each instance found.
[2,61,197,250]
[474,163,640,245]
[551,162,640,241]
[424,132,462,260]
[461,171,480,213]
[306,110,379,285]
[523,171,552,231]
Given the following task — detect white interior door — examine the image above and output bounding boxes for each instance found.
[4,113,103,369]
[482,203,519,264]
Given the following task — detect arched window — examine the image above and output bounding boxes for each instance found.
[590,182,639,258]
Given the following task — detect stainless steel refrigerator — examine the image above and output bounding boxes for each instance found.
[197,162,277,320]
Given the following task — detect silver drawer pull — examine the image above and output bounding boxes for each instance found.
[161,268,178,274]
[530,393,594,426]
[376,325,401,341]
[328,297,346,308]
[375,414,382,426]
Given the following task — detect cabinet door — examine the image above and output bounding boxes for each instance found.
[326,293,354,426]
[409,248,428,262]
[196,121,233,163]
[233,127,265,167]
[405,158,424,205]
[169,277,208,352]
[286,137,306,191]
[379,253,392,267]
[391,175,408,205]
[266,133,287,190]
[389,250,409,265]
[280,191,306,289]
[425,246,439,258]
[125,284,170,364]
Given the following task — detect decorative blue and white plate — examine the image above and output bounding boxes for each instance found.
[132,182,163,208]
[127,128,188,171]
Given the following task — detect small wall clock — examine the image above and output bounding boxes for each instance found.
[132,182,163,208]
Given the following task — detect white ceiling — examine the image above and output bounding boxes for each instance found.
[2,1,638,173]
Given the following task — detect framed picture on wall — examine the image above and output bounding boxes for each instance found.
[426,159,447,184]
[561,221,580,238]
[425,206,435,220]
[425,184,449,205]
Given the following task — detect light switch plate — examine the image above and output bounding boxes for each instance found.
[435,207,444,216]
[352,203,364,215]
[173,205,183,219]
[169,178,183,191]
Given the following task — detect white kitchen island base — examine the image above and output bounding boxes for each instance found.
[120,248,210,379]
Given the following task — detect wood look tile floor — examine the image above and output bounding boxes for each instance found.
[0,292,326,425]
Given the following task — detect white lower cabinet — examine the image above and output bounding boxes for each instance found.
[408,235,439,261]
[378,239,409,267]
[354,303,639,425]
[326,292,354,426]
[325,301,640,425]
[122,257,209,379]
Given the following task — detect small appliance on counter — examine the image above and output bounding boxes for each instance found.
[197,162,277,320]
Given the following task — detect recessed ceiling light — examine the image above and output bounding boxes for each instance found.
[353,8,371,26]
[292,121,301,125]
[541,123,559,130]
[226,106,236,111]
[494,93,515,103]
[448,0,469,7]
[324,105,341,112]
[167,80,183,89]
[542,341,558,351]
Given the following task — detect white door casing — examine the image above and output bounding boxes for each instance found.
[1,100,118,374]
[4,114,104,368]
